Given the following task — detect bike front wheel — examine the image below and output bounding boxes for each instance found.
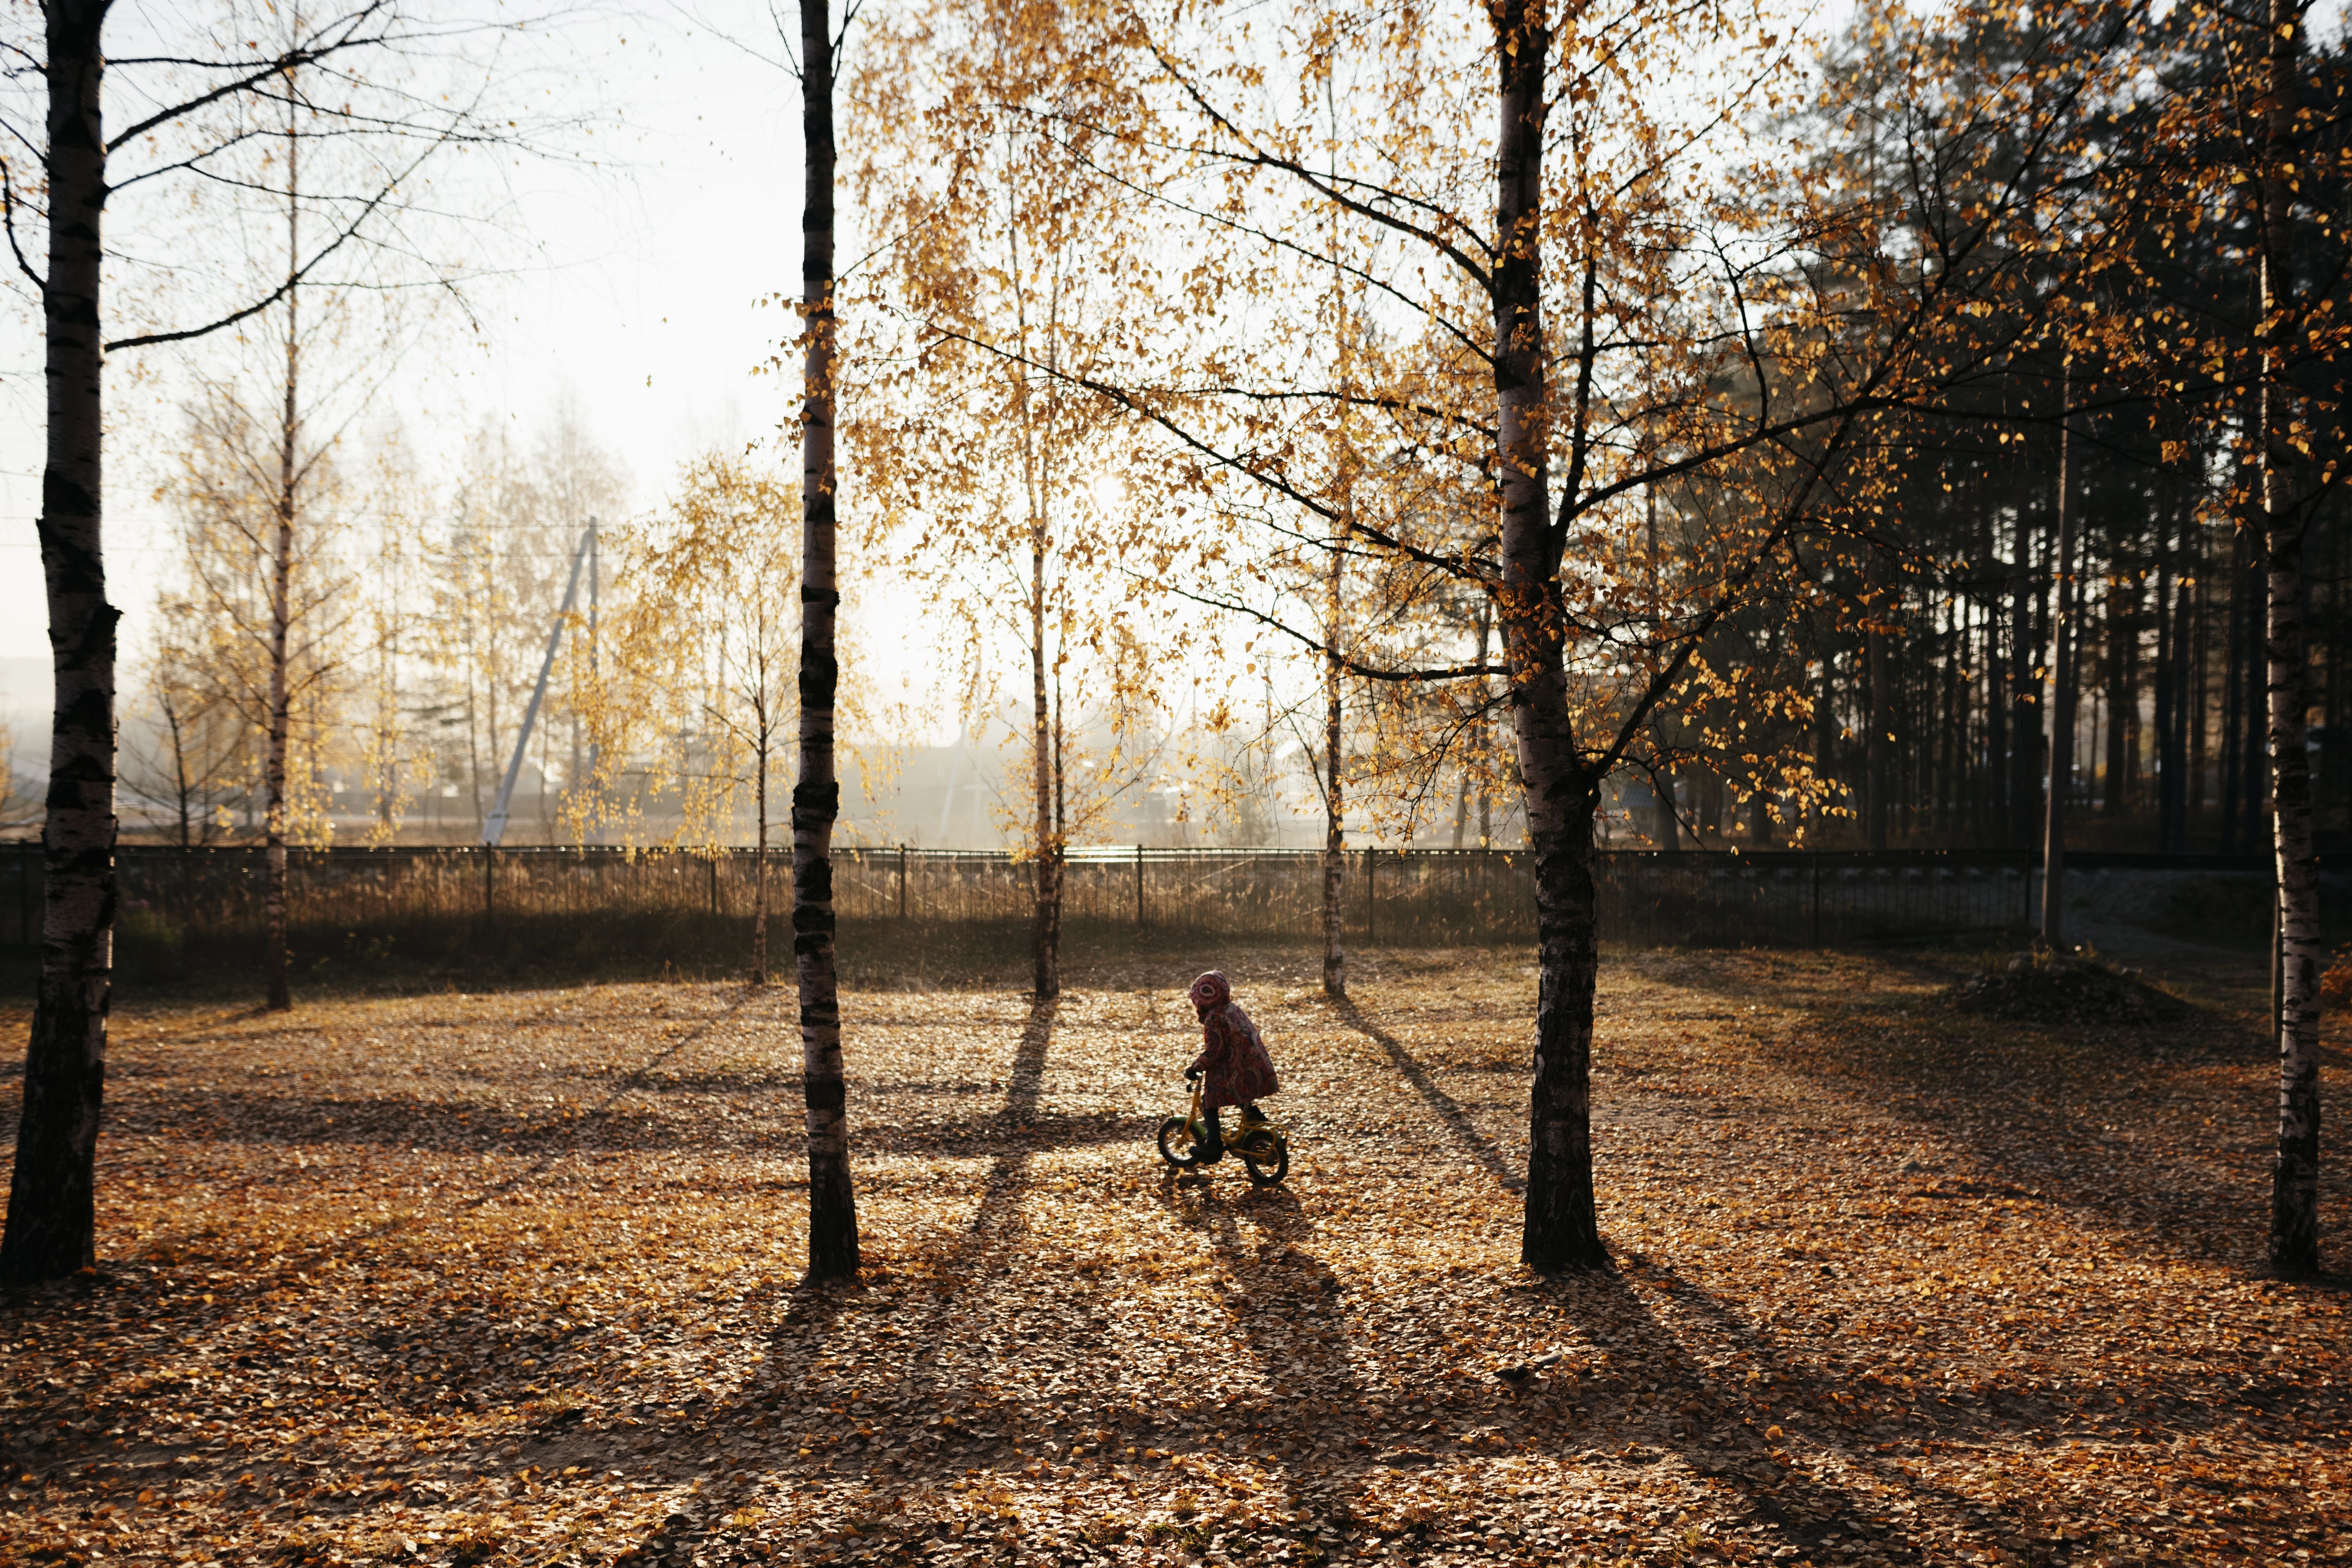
[1157,1117,1200,1169]
[1241,1138,1289,1185]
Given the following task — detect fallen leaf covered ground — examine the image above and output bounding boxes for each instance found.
[1,944,2347,1568]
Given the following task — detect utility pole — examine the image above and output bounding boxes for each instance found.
[485,524,594,847]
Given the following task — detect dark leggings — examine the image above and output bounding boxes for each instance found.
[1198,1104,1259,1162]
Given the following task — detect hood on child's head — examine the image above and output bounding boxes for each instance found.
[1189,971,1231,1014]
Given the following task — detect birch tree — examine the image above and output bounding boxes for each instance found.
[163,395,357,892]
[797,0,858,1280]
[1982,0,2348,1271]
[851,0,1172,997]
[924,0,2153,1272]
[122,596,253,846]
[2249,0,2324,1280]
[0,0,556,1284]
[424,415,628,841]
[619,455,801,983]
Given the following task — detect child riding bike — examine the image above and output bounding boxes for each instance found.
[1184,970,1281,1163]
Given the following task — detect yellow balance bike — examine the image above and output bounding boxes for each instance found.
[1157,1078,1289,1184]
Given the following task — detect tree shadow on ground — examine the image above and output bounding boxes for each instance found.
[1179,1174,1359,1412]
[1603,1244,2343,1561]
[1322,994,1889,1559]
[1522,1264,1930,1560]
[1330,994,1525,1195]
[1582,950,2332,1280]
[30,960,2343,1568]
[101,1086,1143,1163]
[0,985,793,1517]
[1327,980,2352,1565]
[607,994,1069,1566]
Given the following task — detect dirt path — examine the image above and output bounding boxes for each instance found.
[0,950,2345,1567]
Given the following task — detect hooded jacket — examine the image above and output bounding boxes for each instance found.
[1186,970,1280,1110]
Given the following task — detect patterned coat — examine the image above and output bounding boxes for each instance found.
[1187,970,1280,1110]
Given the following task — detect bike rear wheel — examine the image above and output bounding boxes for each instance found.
[1241,1137,1289,1185]
[1157,1117,1200,1169]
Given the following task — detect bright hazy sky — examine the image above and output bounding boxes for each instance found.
[0,2,811,673]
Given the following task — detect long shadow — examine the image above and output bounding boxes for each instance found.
[927,990,1059,1272]
[1749,1013,2343,1276]
[911,989,1058,1383]
[16,985,1255,1559]
[102,983,1145,1167]
[1603,951,2350,1285]
[214,986,760,1181]
[1533,1266,1949,1562]
[1587,1252,2311,1564]
[1312,988,2096,1563]
[1077,998,1918,1565]
[1332,993,1524,1194]
[451,985,760,1211]
[1640,1240,2344,1447]
[1180,1177,1365,1468]
[609,995,1068,1566]
[100,1086,1143,1162]
[1353,986,2339,1566]
[0,988,774,1498]
[1310,995,1877,1558]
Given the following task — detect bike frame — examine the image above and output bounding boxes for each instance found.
[1179,1079,1284,1152]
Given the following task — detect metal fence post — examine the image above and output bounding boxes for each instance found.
[73,843,2222,959]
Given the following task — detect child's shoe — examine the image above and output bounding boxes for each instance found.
[1195,1114,1226,1164]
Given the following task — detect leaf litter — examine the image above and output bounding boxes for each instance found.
[0,946,2346,1568]
[1945,951,2188,1026]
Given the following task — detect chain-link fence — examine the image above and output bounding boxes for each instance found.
[0,840,2243,951]
[0,841,2297,992]
[919,846,2051,947]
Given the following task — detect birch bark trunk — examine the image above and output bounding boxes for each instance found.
[1006,161,1060,1000]
[1031,521,1059,998]
[1867,561,1892,851]
[1322,546,1346,999]
[1492,0,1607,1273]
[1984,510,2009,849]
[2258,0,2321,1277]
[2,0,115,1287]
[2041,383,2076,948]
[1323,141,1350,999]
[264,93,300,1013]
[753,705,769,987]
[796,0,858,1280]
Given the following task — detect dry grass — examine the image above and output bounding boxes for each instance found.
[0,944,2346,1568]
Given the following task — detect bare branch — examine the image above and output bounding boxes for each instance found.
[1,159,44,291]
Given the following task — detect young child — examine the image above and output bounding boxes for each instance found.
[1185,970,1280,1163]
